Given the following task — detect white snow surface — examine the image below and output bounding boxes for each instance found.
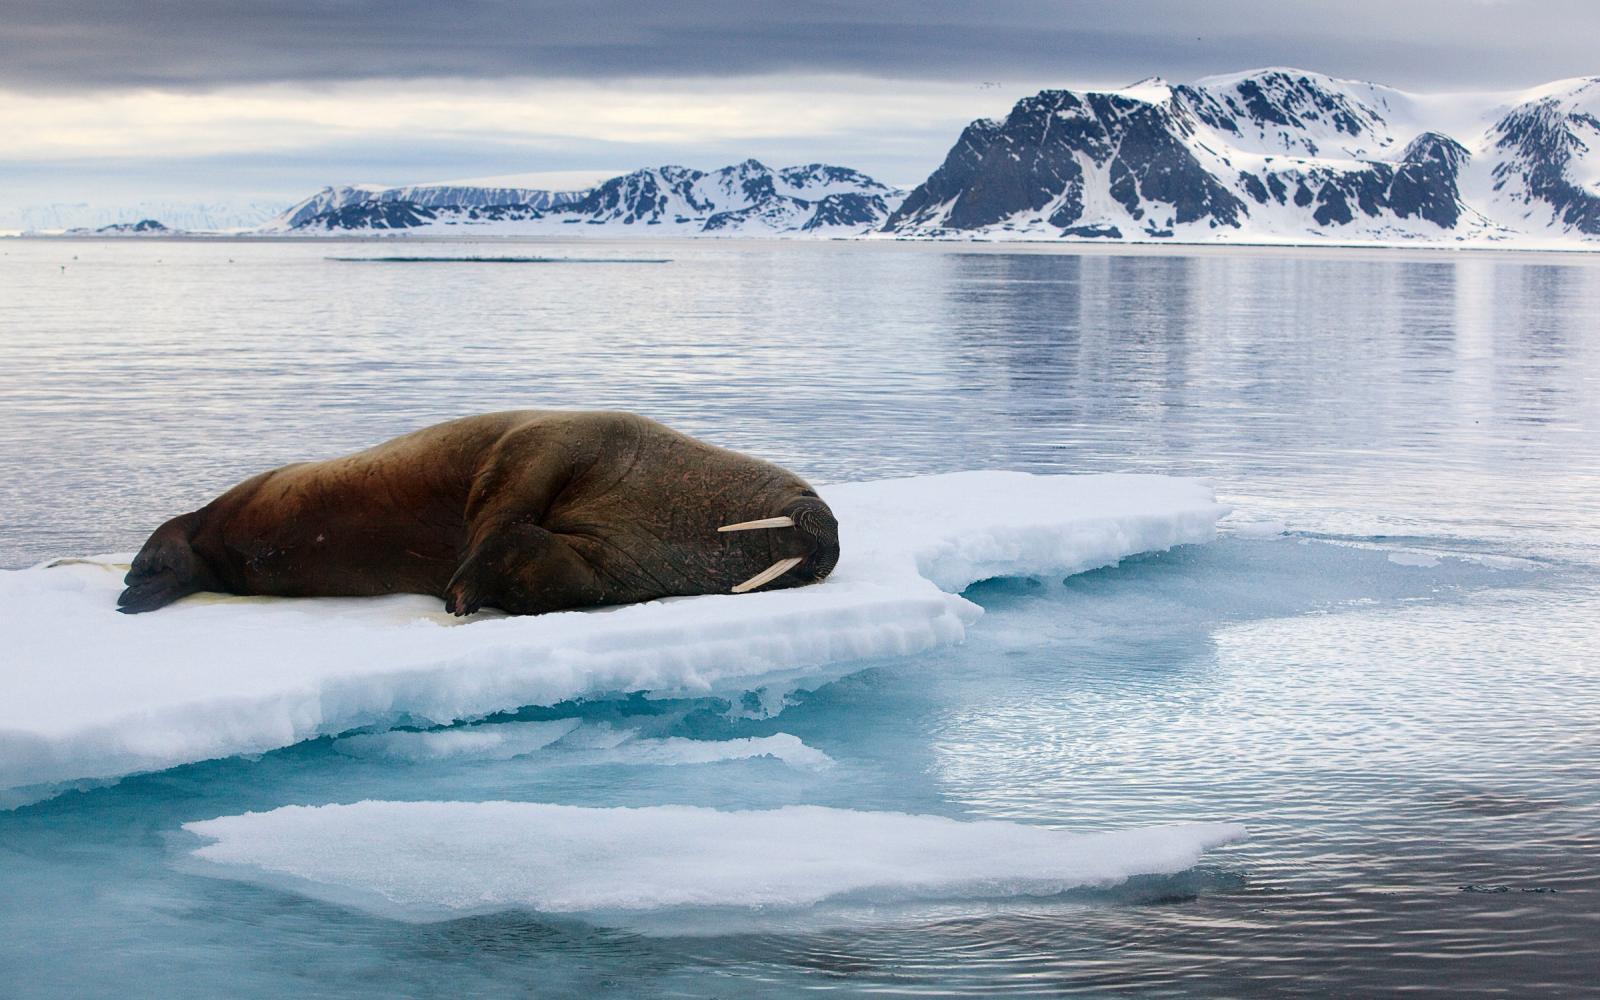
[183,801,1245,920]
[0,471,1223,800]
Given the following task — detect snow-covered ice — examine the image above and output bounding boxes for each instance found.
[183,801,1245,922]
[0,471,1224,801]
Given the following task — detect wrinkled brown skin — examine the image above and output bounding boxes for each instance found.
[117,411,839,616]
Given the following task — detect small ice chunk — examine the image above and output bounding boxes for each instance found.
[1387,551,1442,567]
[1457,553,1541,571]
[333,719,582,763]
[1231,519,1288,538]
[333,722,833,770]
[594,732,833,770]
[184,801,1245,920]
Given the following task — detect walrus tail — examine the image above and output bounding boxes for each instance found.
[118,513,205,614]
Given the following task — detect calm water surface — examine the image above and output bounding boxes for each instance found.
[1,238,1598,996]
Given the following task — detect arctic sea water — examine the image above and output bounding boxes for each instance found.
[1,239,1598,996]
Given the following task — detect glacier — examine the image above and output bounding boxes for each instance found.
[182,801,1245,923]
[0,471,1224,804]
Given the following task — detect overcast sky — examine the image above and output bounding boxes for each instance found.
[2,0,1596,222]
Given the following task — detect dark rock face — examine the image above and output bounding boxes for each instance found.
[779,164,893,194]
[95,218,168,233]
[884,88,1245,236]
[563,166,709,224]
[802,194,893,231]
[298,201,439,230]
[882,119,1004,232]
[1061,224,1122,239]
[1230,134,1467,231]
[1389,133,1470,227]
[1087,93,1244,229]
[1491,95,1600,235]
[882,91,1242,236]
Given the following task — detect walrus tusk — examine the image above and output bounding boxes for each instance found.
[717,516,795,532]
[731,556,804,594]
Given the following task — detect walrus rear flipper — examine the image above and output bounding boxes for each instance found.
[118,515,205,614]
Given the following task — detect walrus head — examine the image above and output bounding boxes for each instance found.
[718,494,839,594]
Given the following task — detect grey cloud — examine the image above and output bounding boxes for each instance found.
[1,0,1595,92]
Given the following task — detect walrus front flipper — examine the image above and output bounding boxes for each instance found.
[444,521,603,617]
[118,515,205,614]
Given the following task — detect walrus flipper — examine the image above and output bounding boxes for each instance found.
[118,515,204,614]
[444,521,603,617]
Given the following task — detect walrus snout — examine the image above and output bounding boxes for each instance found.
[718,494,839,593]
[789,495,839,583]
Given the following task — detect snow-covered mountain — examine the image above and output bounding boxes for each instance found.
[883,69,1600,246]
[78,219,171,235]
[266,182,587,231]
[17,71,1597,248]
[264,161,904,236]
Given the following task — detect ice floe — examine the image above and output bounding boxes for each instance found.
[183,801,1245,922]
[0,472,1224,801]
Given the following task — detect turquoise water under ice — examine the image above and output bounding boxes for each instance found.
[1,239,1598,996]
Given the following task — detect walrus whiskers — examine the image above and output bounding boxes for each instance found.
[717,516,795,532]
[731,556,805,594]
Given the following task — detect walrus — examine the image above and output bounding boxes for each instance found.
[116,410,839,616]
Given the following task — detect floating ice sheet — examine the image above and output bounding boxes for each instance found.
[183,801,1245,922]
[0,472,1224,800]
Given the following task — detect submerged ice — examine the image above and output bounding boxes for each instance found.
[333,722,834,770]
[183,801,1246,921]
[0,471,1224,800]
